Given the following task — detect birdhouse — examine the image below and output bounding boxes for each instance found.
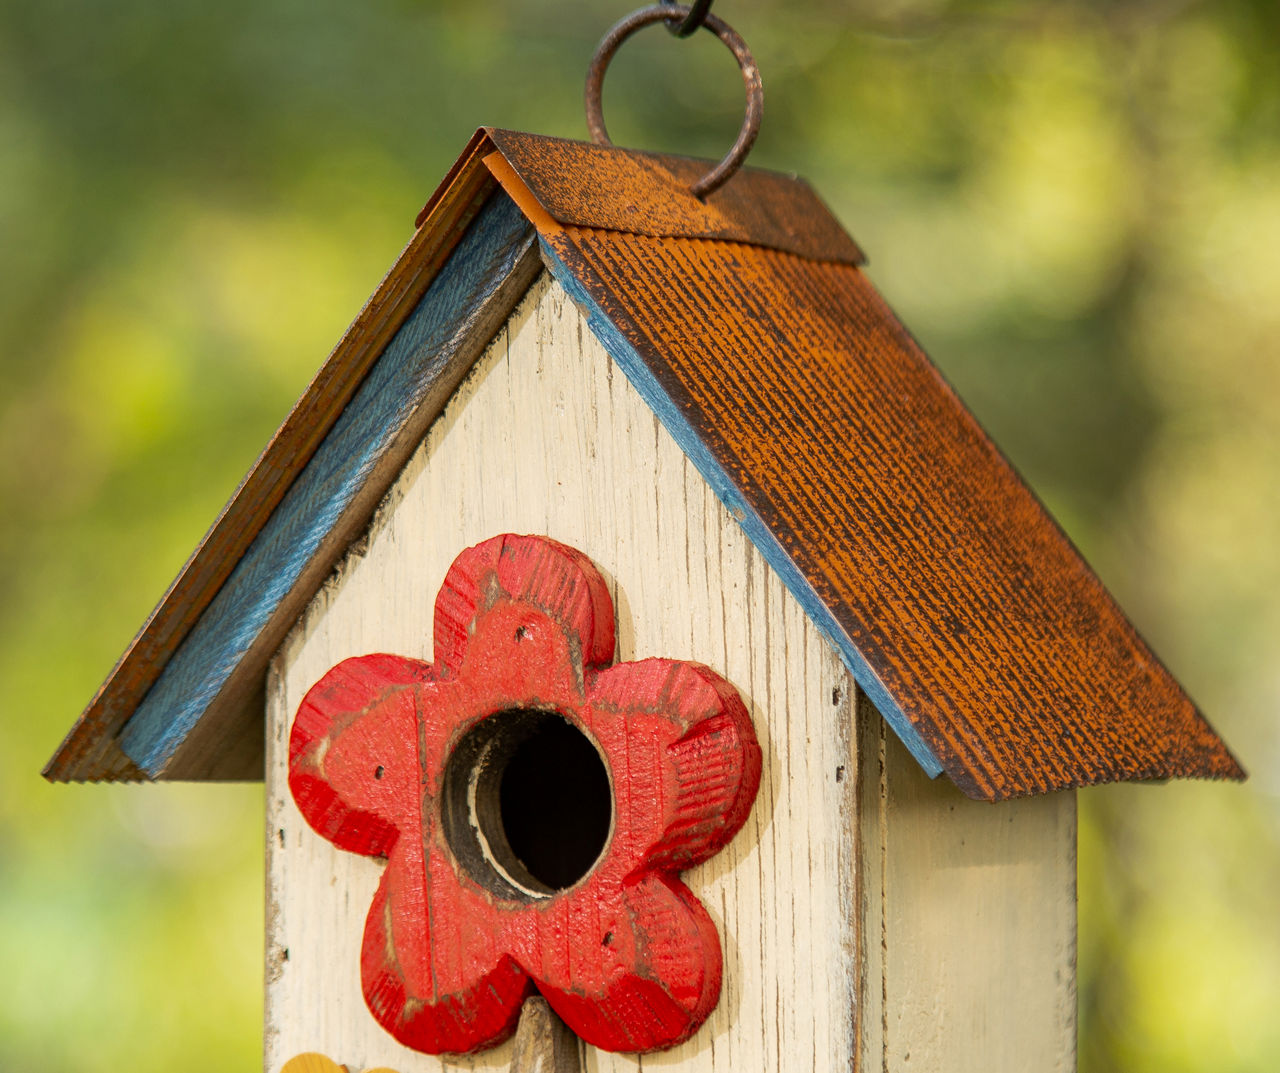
[46,127,1242,1073]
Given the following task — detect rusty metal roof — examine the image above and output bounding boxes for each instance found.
[47,129,1243,799]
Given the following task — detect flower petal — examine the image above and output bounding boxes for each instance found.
[587,659,762,872]
[433,534,614,677]
[536,873,722,1052]
[289,653,432,857]
[360,857,533,1055]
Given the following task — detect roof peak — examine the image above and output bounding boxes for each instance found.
[420,129,865,265]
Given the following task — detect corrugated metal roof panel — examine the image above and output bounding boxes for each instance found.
[534,223,1242,799]
[47,129,1243,797]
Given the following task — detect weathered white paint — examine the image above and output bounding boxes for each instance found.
[265,271,1076,1073]
[265,273,858,1073]
[856,698,1078,1073]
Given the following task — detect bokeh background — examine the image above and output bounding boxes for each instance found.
[2,0,1276,1070]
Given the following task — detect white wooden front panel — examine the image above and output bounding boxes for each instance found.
[265,273,859,1073]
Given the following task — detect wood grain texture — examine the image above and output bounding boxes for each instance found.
[531,225,1243,800]
[55,192,537,781]
[286,533,761,1055]
[266,275,860,1073]
[855,695,1078,1072]
[511,997,583,1073]
[44,133,509,782]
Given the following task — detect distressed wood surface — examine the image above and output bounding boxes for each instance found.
[277,1006,580,1073]
[266,274,860,1073]
[855,696,1078,1072]
[511,998,582,1073]
[115,192,537,779]
[287,533,761,1054]
[44,129,504,782]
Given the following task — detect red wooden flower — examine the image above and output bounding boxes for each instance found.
[288,534,761,1056]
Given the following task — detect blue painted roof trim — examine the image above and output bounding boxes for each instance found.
[118,185,941,780]
[538,238,945,780]
[119,193,535,775]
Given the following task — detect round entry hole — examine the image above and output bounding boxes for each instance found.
[442,710,613,900]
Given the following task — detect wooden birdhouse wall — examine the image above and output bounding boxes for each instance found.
[856,709,1077,1071]
[264,273,1077,1073]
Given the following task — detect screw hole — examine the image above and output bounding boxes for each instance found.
[374,765,385,780]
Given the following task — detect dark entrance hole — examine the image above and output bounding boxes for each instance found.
[441,710,613,900]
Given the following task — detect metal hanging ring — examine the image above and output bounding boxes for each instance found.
[585,4,763,200]
[660,0,712,37]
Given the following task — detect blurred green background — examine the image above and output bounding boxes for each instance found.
[2,0,1276,1070]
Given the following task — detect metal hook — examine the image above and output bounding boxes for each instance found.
[660,0,712,37]
[585,4,763,200]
